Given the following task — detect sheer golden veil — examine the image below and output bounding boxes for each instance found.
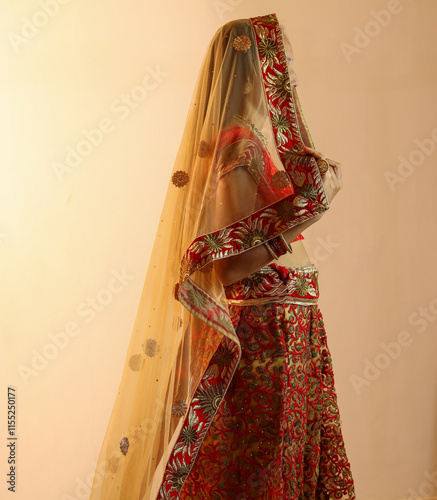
[90,13,328,499]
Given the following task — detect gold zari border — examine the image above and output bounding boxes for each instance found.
[223,295,318,306]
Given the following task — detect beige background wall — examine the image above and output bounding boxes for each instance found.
[1,1,436,499]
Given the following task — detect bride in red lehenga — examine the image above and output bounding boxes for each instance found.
[90,13,355,500]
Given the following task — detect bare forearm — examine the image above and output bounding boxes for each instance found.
[214,213,323,285]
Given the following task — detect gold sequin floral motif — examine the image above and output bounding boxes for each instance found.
[295,275,309,296]
[259,38,278,58]
[204,233,224,253]
[197,140,210,158]
[129,354,142,371]
[271,114,291,132]
[212,345,234,366]
[120,436,129,456]
[242,81,253,94]
[171,170,189,187]
[233,35,252,52]
[240,228,267,249]
[171,399,188,418]
[272,171,290,189]
[277,199,295,222]
[144,338,157,357]
[297,183,318,201]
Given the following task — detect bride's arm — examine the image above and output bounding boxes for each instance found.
[213,165,323,286]
[214,215,323,286]
[213,145,342,286]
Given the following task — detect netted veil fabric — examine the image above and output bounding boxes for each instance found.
[89,13,329,500]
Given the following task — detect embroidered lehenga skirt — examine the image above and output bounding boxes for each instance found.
[170,263,355,499]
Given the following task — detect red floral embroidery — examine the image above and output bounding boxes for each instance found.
[158,265,355,499]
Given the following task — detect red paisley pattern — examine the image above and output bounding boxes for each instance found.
[158,265,355,499]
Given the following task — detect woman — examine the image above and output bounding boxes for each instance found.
[90,13,355,500]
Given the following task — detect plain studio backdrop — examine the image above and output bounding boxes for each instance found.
[1,1,436,499]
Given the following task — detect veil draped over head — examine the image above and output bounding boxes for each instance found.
[90,13,329,499]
